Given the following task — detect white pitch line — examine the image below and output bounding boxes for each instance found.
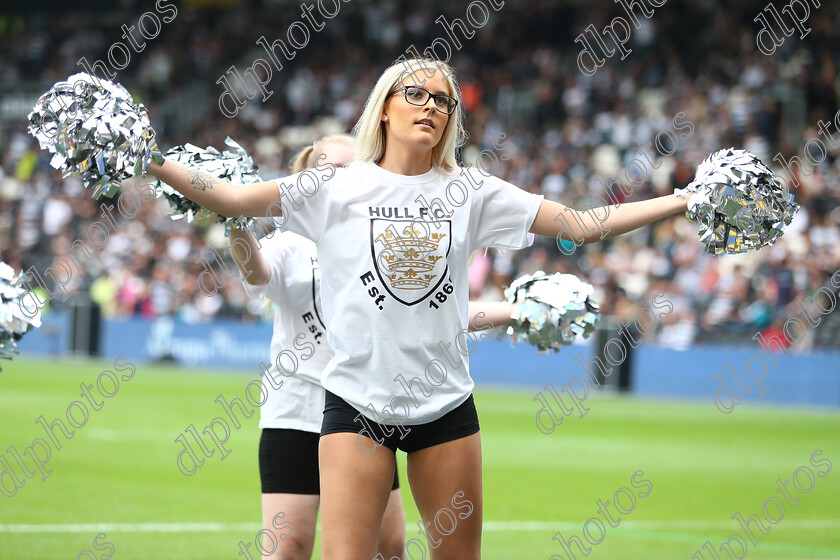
[623,519,840,530]
[0,523,258,533]
[483,520,840,531]
[1,520,838,533]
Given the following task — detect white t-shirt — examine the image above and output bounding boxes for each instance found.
[241,231,332,432]
[273,161,543,425]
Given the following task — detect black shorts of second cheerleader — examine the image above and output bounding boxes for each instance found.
[321,391,480,453]
[259,429,400,494]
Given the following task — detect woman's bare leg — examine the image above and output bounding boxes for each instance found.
[406,433,483,560]
[319,433,396,560]
[378,488,407,559]
[260,493,320,560]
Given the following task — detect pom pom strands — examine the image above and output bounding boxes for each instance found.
[677,148,799,255]
[0,262,42,371]
[151,138,262,234]
[27,73,163,199]
[501,271,600,354]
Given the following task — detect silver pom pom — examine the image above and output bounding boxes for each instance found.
[500,271,600,353]
[151,137,262,234]
[27,73,163,199]
[0,262,42,371]
[676,148,799,255]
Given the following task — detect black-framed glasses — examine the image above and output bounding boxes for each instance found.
[390,86,458,115]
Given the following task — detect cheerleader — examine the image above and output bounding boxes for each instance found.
[227,135,405,560]
[147,58,689,560]
[227,134,515,560]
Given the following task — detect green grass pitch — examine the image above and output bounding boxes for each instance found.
[0,357,838,559]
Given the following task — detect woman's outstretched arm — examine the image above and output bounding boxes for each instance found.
[529,195,688,244]
[467,302,514,330]
[146,158,282,218]
[229,228,271,285]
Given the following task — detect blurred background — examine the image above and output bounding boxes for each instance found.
[1,1,839,558]
[3,0,840,351]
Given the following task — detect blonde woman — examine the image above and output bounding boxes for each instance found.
[148,58,689,560]
[227,135,405,560]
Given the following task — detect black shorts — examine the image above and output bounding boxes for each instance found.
[259,428,400,494]
[321,391,480,454]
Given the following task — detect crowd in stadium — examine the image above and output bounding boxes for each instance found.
[1,0,839,349]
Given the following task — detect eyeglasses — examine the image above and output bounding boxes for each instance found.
[390,86,458,115]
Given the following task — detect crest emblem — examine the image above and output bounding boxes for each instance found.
[370,218,451,306]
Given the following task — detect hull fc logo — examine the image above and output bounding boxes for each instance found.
[370,218,451,306]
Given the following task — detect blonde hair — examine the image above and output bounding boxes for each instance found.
[352,58,466,173]
[291,134,355,173]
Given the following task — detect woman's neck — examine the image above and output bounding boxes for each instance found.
[377,144,434,176]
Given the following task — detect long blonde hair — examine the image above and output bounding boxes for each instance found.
[262,134,357,318]
[352,58,466,173]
